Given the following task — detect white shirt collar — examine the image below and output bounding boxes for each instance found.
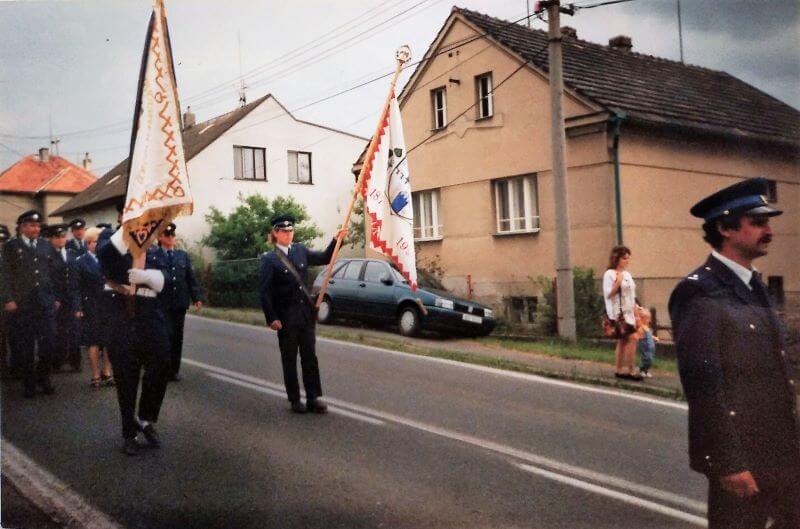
[21,235,33,246]
[276,243,290,255]
[712,250,754,290]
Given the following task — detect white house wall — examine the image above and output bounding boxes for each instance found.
[173,97,365,257]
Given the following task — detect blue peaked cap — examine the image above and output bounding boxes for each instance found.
[690,177,782,222]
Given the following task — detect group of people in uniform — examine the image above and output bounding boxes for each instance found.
[1,178,797,526]
[1,206,204,456]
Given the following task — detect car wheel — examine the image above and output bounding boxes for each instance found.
[317,297,333,324]
[397,305,420,337]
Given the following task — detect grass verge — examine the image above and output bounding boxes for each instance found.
[196,307,684,401]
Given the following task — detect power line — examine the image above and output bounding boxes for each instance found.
[573,0,637,10]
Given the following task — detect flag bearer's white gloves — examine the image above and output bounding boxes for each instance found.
[128,269,165,293]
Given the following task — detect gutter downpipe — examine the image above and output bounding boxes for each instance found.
[610,111,626,245]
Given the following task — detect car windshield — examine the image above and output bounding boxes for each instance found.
[390,265,448,292]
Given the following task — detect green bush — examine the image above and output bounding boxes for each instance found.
[533,267,605,338]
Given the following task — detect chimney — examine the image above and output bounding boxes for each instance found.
[38,147,50,163]
[82,152,92,170]
[183,107,196,129]
[608,35,632,52]
[561,26,577,39]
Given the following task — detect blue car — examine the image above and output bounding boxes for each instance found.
[311,258,495,337]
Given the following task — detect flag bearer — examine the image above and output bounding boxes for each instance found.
[97,227,171,456]
[259,214,345,414]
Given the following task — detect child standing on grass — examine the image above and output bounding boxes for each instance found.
[636,307,658,378]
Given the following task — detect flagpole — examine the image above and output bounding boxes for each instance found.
[315,46,411,309]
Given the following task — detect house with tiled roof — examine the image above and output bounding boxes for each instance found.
[0,148,97,228]
[53,93,367,254]
[387,7,799,330]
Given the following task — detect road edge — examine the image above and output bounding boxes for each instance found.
[1,439,124,529]
[189,313,685,402]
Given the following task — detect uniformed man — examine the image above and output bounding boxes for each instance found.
[669,177,800,529]
[0,224,11,379]
[0,210,57,398]
[259,215,345,414]
[97,226,171,456]
[66,218,88,256]
[46,223,80,371]
[154,223,204,381]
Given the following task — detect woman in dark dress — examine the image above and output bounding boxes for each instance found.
[70,227,114,388]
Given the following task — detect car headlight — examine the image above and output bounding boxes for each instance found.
[484,309,493,319]
[435,298,454,310]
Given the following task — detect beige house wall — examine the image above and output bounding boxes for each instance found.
[1,193,36,229]
[367,14,800,331]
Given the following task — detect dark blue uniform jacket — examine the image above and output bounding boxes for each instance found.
[0,237,56,311]
[259,239,336,327]
[70,253,105,315]
[669,254,800,485]
[48,246,78,309]
[152,247,204,310]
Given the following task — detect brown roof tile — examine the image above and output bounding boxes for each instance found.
[456,7,800,145]
[0,155,97,194]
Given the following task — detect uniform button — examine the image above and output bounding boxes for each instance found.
[781,350,787,357]
[749,324,755,330]
[704,455,711,460]
[729,410,736,416]
[790,380,796,386]
[35,270,39,274]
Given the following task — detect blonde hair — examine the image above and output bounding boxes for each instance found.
[83,227,102,244]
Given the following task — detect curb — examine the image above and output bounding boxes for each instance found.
[1,440,123,529]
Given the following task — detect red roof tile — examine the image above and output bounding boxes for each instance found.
[0,155,97,194]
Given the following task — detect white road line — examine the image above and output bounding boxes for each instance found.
[184,357,705,517]
[187,315,688,411]
[1,440,124,529]
[517,463,708,527]
[205,372,386,426]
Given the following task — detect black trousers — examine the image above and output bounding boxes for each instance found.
[277,324,322,403]
[104,294,171,439]
[9,304,54,392]
[52,304,79,369]
[165,308,186,375]
[707,475,800,529]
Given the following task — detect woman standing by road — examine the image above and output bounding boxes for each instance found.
[603,246,642,381]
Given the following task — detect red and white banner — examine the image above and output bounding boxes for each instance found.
[122,0,192,257]
[362,92,417,291]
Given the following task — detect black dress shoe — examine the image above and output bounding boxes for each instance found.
[139,423,160,448]
[122,437,140,456]
[290,401,307,414]
[306,398,328,414]
[168,373,181,382]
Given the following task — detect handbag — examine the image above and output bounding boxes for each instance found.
[602,276,635,338]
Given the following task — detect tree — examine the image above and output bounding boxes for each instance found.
[344,196,366,249]
[202,193,322,260]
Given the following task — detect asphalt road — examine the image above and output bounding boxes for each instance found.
[2,315,708,529]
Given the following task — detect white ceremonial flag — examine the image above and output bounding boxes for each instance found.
[363,91,417,291]
[121,0,192,258]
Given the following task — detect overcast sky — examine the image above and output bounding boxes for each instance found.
[1,0,797,175]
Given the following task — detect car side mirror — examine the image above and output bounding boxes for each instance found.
[380,273,394,285]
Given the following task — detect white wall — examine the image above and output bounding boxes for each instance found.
[175,96,366,258]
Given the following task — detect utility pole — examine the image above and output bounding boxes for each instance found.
[237,31,247,107]
[544,0,576,341]
[677,0,684,63]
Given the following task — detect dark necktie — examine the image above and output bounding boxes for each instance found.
[167,250,174,263]
[749,272,771,307]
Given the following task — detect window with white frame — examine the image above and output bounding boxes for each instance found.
[431,87,447,129]
[288,151,312,184]
[233,146,266,181]
[494,175,539,233]
[475,72,493,119]
[412,189,442,240]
